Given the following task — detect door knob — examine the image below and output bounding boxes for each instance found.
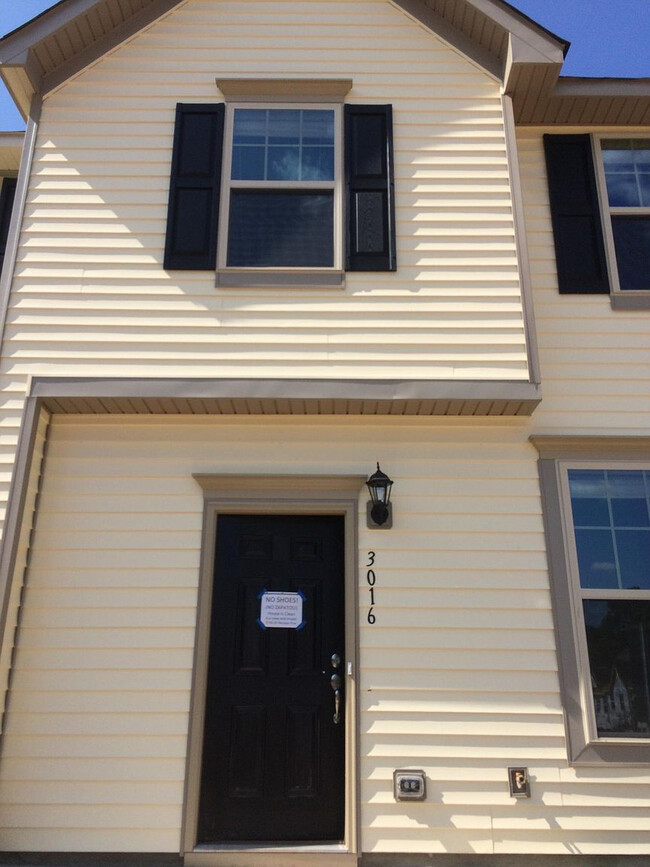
[330,673,342,724]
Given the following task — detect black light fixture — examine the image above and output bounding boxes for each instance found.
[366,463,394,528]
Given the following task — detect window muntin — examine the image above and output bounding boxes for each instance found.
[598,139,650,293]
[566,467,650,741]
[219,104,341,270]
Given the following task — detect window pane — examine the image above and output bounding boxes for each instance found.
[605,173,641,207]
[574,528,618,589]
[640,173,650,207]
[302,110,334,145]
[615,530,650,589]
[227,191,334,267]
[609,471,650,527]
[267,109,301,145]
[233,109,266,145]
[611,217,650,291]
[302,147,335,181]
[583,599,650,737]
[569,470,609,526]
[268,146,301,181]
[232,146,265,181]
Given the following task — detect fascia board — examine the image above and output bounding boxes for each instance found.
[0,132,24,148]
[465,0,568,60]
[557,77,650,97]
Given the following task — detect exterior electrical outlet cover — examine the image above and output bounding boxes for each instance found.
[393,769,426,801]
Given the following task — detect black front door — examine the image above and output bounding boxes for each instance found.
[197,514,346,843]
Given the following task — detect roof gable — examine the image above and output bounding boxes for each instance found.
[0,0,181,118]
[1,0,647,125]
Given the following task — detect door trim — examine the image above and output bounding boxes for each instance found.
[183,474,365,862]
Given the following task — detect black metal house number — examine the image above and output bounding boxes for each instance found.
[366,551,376,624]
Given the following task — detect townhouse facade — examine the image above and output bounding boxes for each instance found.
[0,1,648,864]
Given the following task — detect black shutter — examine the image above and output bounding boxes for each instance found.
[543,134,609,294]
[345,105,396,271]
[164,104,225,270]
[0,177,17,273]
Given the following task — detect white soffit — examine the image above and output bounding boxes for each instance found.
[517,78,650,125]
[30,378,543,418]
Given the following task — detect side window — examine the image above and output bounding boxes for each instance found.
[534,440,650,764]
[543,134,650,309]
[597,139,650,293]
[219,105,340,269]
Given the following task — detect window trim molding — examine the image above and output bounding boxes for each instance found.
[532,435,650,766]
[592,134,650,310]
[216,78,353,102]
[216,101,344,275]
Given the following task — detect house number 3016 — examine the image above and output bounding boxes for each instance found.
[366,551,376,624]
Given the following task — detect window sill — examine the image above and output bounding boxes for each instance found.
[610,291,650,310]
[570,738,650,767]
[216,269,345,289]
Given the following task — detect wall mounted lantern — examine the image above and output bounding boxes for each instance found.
[366,463,393,529]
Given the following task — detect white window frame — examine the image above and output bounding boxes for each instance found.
[592,134,650,309]
[216,102,344,283]
[534,436,650,766]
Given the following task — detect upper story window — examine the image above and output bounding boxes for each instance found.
[163,93,396,285]
[219,106,341,270]
[543,133,650,309]
[599,139,650,293]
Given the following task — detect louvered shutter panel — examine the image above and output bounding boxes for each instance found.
[543,134,610,294]
[164,104,225,270]
[345,105,396,271]
[0,177,17,273]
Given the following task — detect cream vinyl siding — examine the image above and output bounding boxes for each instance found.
[517,128,650,433]
[0,0,529,566]
[5,0,525,385]
[0,414,565,854]
[0,408,49,723]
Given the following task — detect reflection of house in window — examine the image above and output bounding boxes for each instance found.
[592,668,638,734]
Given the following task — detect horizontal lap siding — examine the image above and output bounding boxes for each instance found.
[0,1,528,598]
[3,415,649,853]
[518,130,650,431]
[516,129,650,851]
[0,416,567,854]
[5,0,525,384]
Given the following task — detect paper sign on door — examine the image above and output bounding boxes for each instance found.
[258,590,306,630]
